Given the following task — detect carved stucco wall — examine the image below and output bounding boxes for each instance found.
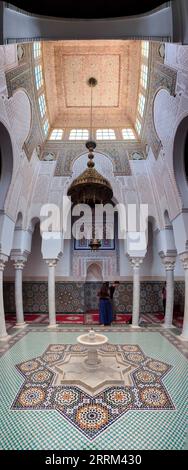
[45,141,146,177]
[72,251,118,281]
[5,43,45,160]
[142,42,178,160]
[0,46,39,225]
[148,44,188,220]
[23,145,172,232]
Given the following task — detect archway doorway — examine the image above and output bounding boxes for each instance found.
[0,123,13,211]
[173,116,188,208]
[85,263,103,316]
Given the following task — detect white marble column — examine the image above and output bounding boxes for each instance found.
[13,259,27,328]
[180,254,188,341]
[0,257,10,341]
[46,259,57,327]
[161,257,176,329]
[130,258,144,327]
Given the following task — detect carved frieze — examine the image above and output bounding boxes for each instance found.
[154,63,177,97]
[42,141,148,177]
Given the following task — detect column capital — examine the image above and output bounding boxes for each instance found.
[161,255,176,271]
[179,253,188,270]
[13,260,26,270]
[0,254,8,271]
[129,257,144,269]
[11,254,27,269]
[46,259,58,268]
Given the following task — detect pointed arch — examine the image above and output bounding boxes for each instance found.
[0,122,13,211]
[173,115,188,208]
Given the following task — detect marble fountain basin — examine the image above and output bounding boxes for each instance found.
[77,329,108,346]
[77,329,108,367]
[50,330,136,394]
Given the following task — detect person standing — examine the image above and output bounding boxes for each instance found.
[98,283,112,326]
[109,281,119,321]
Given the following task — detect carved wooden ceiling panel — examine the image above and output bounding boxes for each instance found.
[42,40,141,129]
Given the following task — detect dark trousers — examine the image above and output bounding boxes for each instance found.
[163,299,166,314]
[99,299,113,325]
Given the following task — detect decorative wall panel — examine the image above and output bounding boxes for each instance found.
[52,141,134,176]
[4,281,185,315]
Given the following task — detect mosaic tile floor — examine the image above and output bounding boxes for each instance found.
[0,325,187,450]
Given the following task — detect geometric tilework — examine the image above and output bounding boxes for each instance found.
[11,343,175,440]
[0,327,187,450]
[4,281,185,314]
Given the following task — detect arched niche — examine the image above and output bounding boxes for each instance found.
[173,115,188,208]
[71,151,114,180]
[144,215,159,259]
[15,211,23,229]
[142,215,162,277]
[147,215,159,233]
[28,217,41,233]
[86,262,103,282]
[164,209,172,228]
[153,88,177,151]
[144,220,155,269]
[0,122,13,211]
[24,218,43,278]
[163,209,176,253]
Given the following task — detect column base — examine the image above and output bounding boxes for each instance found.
[0,334,11,341]
[14,322,27,329]
[47,323,58,328]
[179,333,188,342]
[163,323,175,329]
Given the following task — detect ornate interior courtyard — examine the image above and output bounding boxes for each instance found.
[0,1,188,454]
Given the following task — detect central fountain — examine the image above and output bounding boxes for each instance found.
[51,329,136,393]
[77,328,108,367]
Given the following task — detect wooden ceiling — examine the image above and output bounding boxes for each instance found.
[42,40,142,130]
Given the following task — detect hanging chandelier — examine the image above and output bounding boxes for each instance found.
[88,238,102,251]
[67,77,113,250]
[67,77,113,205]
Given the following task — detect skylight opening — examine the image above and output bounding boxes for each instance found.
[50,129,63,140]
[43,119,49,136]
[69,129,89,140]
[142,41,149,58]
[35,65,43,90]
[33,42,41,59]
[136,118,142,135]
[122,129,136,140]
[138,93,146,118]
[140,64,148,90]
[96,129,116,140]
[38,93,46,118]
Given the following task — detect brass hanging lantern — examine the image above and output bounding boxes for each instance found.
[67,159,113,205]
[67,77,113,249]
[88,239,102,251]
[67,78,113,205]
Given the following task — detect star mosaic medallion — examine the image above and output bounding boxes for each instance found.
[12,343,175,440]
